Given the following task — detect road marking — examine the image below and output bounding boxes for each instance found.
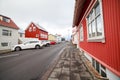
[0,54,19,59]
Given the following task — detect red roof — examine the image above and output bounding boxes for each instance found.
[0,15,19,29]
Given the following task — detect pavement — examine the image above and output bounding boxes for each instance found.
[0,49,11,54]
[41,42,109,80]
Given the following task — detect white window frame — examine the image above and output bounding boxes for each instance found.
[100,64,107,77]
[29,27,32,32]
[86,0,105,43]
[92,58,107,77]
[2,29,12,36]
[36,34,39,37]
[33,27,36,31]
[3,17,10,23]
[80,25,84,41]
[1,42,8,47]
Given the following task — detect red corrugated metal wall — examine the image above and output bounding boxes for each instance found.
[79,0,120,76]
[25,24,40,38]
[39,30,48,40]
[25,23,48,40]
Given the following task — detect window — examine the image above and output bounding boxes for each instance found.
[20,33,23,37]
[1,42,8,47]
[3,17,10,23]
[100,64,107,77]
[29,27,32,32]
[80,25,84,41]
[33,27,36,31]
[87,0,104,42]
[40,33,44,38]
[2,29,12,36]
[29,41,39,43]
[92,58,107,77]
[44,35,47,39]
[36,34,39,37]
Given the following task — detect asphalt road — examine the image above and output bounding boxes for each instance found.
[0,42,67,80]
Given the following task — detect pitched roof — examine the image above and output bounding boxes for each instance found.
[18,29,25,33]
[35,23,48,32]
[0,15,19,29]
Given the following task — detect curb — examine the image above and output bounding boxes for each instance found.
[40,47,66,80]
[0,49,11,55]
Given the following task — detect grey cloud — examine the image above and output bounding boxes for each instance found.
[0,0,74,36]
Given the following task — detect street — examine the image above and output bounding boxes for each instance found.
[0,42,67,80]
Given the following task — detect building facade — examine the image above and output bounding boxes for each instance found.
[48,34,56,41]
[0,15,19,51]
[18,29,25,38]
[72,0,120,80]
[55,34,62,43]
[25,22,48,40]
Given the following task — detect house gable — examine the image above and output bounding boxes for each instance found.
[0,15,19,30]
[25,22,48,40]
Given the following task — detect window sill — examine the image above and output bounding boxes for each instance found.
[87,37,105,43]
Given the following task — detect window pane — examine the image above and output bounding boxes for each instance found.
[96,15,102,36]
[2,29,9,36]
[9,31,12,36]
[95,3,100,16]
[80,27,84,41]
[101,70,107,77]
[1,43,8,47]
[91,10,94,20]
[20,33,22,37]
[91,20,96,37]
[88,14,91,23]
[33,27,36,31]
[29,27,32,32]
[96,61,100,73]
[88,24,92,38]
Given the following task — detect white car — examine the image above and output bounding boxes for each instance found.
[12,40,43,51]
[42,40,50,47]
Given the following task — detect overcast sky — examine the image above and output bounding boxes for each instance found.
[0,0,75,38]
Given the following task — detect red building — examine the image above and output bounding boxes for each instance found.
[72,0,120,80]
[25,22,48,40]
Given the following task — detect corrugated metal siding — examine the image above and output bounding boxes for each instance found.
[25,24,48,40]
[79,0,120,76]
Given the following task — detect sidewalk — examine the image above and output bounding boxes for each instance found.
[0,49,11,55]
[41,42,109,80]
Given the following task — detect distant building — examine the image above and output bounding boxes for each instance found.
[18,29,25,38]
[48,34,56,41]
[55,34,62,43]
[0,14,19,51]
[25,22,48,40]
[72,0,120,80]
[72,27,78,47]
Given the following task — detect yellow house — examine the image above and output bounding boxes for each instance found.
[48,34,56,41]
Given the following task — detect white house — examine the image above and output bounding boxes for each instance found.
[0,15,19,51]
[55,34,62,43]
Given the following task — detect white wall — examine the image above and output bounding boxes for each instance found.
[106,69,120,80]
[18,33,25,38]
[0,26,19,50]
[72,33,78,44]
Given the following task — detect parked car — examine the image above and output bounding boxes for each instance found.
[42,40,50,47]
[50,41,56,45]
[11,40,43,51]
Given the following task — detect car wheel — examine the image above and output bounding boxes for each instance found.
[47,43,50,47]
[35,45,40,49]
[15,47,21,51]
